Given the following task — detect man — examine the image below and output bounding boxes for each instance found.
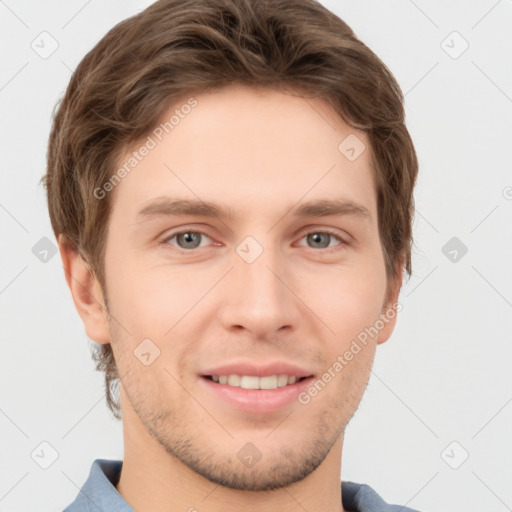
[44,0,420,510]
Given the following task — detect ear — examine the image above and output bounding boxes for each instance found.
[376,262,404,345]
[58,235,110,344]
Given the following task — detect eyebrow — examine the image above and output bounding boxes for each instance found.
[136,196,371,221]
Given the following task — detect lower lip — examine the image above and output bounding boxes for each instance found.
[199,376,314,413]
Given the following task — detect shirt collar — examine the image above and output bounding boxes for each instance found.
[64,459,134,512]
[64,458,416,512]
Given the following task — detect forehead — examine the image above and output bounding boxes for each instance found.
[110,84,376,221]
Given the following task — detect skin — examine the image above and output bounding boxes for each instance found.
[60,84,402,512]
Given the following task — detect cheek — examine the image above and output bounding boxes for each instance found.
[298,260,387,340]
[105,255,215,346]
[305,276,383,403]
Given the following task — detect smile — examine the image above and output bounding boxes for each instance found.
[205,374,308,390]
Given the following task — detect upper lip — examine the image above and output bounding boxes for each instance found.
[200,361,315,378]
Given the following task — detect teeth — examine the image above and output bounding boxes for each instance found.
[210,374,302,390]
[277,375,288,387]
[259,376,277,389]
[228,375,241,386]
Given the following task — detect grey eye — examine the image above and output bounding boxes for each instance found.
[305,232,337,249]
[175,232,204,249]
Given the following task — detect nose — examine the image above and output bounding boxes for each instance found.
[217,242,302,341]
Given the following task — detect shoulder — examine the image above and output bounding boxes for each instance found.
[342,480,423,512]
[62,459,131,512]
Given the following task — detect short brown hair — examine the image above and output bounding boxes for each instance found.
[43,0,418,419]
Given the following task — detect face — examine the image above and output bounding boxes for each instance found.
[99,84,399,491]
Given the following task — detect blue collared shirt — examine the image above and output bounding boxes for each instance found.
[63,459,422,512]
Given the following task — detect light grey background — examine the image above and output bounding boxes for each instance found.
[1,1,511,511]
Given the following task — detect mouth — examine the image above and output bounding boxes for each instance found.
[199,373,315,413]
[202,374,311,390]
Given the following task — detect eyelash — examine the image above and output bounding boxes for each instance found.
[162,228,348,253]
